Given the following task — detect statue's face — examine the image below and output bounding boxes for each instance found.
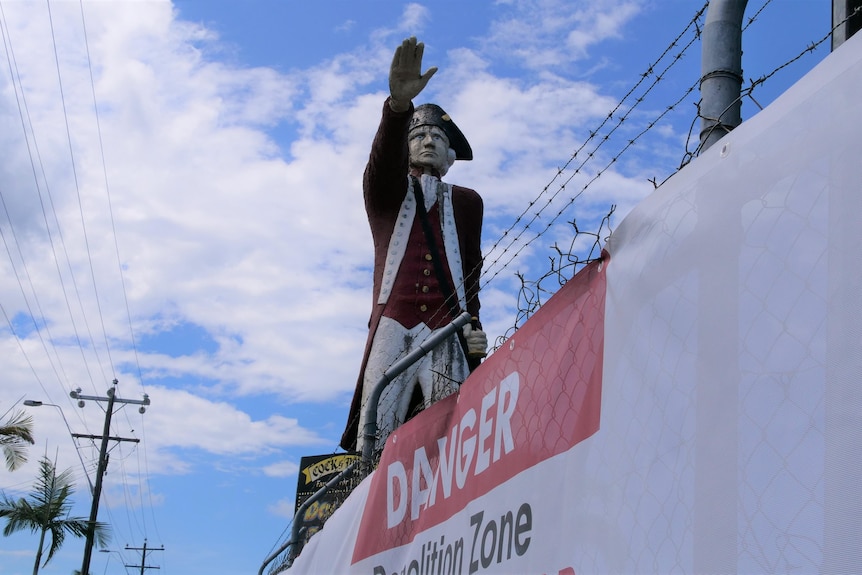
[408,125,450,174]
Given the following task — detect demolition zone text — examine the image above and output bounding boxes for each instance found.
[372,502,532,575]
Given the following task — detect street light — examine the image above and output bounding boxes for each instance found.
[23,399,94,494]
[98,549,125,571]
[99,548,130,575]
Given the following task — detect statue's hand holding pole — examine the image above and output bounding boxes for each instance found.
[389,36,437,113]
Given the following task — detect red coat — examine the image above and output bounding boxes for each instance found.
[340,99,483,451]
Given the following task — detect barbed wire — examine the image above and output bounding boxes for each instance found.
[495,0,843,342]
[743,0,775,32]
[412,1,712,341]
[477,2,709,292]
[684,2,858,162]
[493,206,614,350]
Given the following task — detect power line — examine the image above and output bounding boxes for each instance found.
[0,0,101,395]
[78,0,149,389]
[45,0,114,389]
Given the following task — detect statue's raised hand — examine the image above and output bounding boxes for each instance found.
[389,37,437,112]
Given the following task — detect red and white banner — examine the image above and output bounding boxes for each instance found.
[354,256,605,573]
[295,257,606,575]
[289,32,862,575]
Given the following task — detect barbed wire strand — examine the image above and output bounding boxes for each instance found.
[478,3,709,290]
[413,1,711,341]
[686,2,857,161]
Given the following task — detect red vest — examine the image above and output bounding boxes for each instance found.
[383,202,456,330]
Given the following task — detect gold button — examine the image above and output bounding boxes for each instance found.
[419,304,428,312]
[421,285,429,293]
[425,254,433,261]
[423,269,431,276]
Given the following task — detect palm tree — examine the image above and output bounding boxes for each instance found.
[0,409,35,471]
[0,456,110,575]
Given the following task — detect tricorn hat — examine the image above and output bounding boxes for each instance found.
[409,103,473,161]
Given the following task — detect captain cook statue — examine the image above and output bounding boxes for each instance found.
[341,37,488,455]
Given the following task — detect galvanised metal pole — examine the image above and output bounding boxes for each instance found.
[699,0,749,153]
[274,460,359,573]
[361,311,472,461]
[833,0,862,51]
[266,312,473,573]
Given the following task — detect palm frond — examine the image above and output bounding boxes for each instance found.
[0,411,35,471]
[0,455,109,570]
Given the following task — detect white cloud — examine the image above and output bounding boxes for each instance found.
[399,3,432,33]
[566,1,642,57]
[142,386,325,456]
[267,497,297,519]
[484,0,644,70]
[0,0,669,489]
[262,459,300,478]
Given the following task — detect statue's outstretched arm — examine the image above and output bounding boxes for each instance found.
[389,36,437,113]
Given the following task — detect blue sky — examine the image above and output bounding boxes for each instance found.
[0,1,833,574]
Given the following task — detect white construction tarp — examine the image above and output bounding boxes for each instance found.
[288,31,862,575]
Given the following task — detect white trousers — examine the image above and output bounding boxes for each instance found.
[356,316,469,455]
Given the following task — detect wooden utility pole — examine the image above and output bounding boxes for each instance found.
[73,380,150,575]
[125,539,164,575]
